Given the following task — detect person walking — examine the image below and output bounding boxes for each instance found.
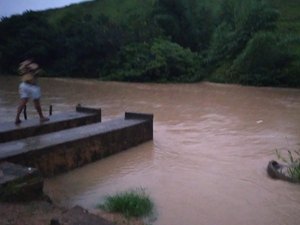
[15,59,49,124]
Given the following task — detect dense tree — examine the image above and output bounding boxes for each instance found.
[102,38,204,82]
[50,13,123,77]
[0,11,55,73]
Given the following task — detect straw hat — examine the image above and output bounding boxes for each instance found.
[21,73,34,82]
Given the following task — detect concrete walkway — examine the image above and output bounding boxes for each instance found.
[0,112,153,176]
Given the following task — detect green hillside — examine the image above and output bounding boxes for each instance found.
[46,0,300,34]
[0,0,299,87]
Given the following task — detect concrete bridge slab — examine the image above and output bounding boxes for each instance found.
[0,112,153,176]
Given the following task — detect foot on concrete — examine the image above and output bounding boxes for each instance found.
[40,117,49,123]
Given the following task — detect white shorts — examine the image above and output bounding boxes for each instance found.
[19,82,41,100]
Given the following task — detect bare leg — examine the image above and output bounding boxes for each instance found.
[15,98,29,124]
[33,99,49,122]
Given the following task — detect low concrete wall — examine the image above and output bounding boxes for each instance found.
[1,113,153,177]
[0,105,101,143]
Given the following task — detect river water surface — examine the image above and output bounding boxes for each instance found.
[1,76,300,225]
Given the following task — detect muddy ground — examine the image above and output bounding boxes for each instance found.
[0,200,144,225]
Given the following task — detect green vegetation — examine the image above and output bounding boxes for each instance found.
[0,0,299,87]
[276,149,300,181]
[98,188,154,218]
[103,38,204,82]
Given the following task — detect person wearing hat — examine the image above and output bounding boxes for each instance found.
[15,59,49,124]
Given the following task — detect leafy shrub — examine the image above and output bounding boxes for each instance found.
[103,38,205,82]
[148,38,204,82]
[101,41,152,81]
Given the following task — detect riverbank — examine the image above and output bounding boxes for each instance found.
[0,200,145,225]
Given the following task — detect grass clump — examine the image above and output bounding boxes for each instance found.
[276,149,300,180]
[98,188,154,218]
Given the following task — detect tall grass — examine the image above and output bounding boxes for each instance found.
[276,149,300,180]
[98,188,154,218]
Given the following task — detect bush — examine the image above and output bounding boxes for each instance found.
[148,38,205,82]
[103,38,205,82]
[98,188,154,218]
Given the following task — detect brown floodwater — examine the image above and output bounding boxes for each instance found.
[1,76,300,225]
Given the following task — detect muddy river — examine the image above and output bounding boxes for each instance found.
[0,76,300,225]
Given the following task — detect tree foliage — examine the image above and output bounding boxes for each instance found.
[153,0,215,52]
[50,13,123,77]
[0,11,55,73]
[208,0,280,63]
[0,0,299,87]
[103,38,204,82]
[231,32,293,86]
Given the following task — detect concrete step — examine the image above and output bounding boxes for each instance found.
[0,105,101,143]
[0,113,153,176]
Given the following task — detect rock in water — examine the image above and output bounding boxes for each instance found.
[0,162,44,201]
